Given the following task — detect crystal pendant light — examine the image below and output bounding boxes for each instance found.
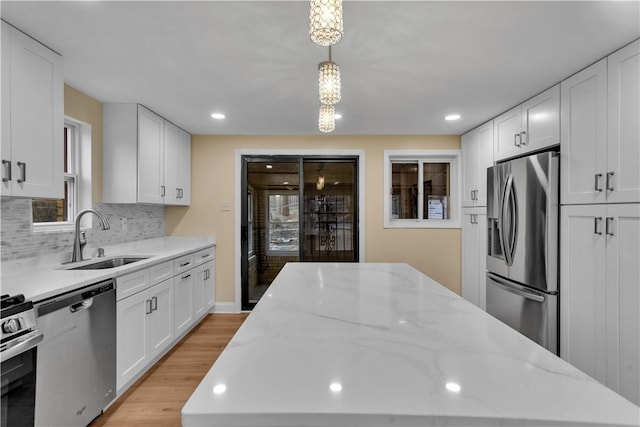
[319,46,341,105]
[318,104,336,133]
[309,0,343,46]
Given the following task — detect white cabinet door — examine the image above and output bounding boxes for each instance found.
[605,204,640,406]
[192,263,206,320]
[462,121,493,207]
[163,121,180,205]
[560,205,608,384]
[116,289,149,392]
[1,22,63,198]
[148,279,174,360]
[561,59,608,205]
[461,132,477,207]
[494,105,522,161]
[521,84,560,153]
[176,128,191,205]
[607,40,640,204]
[203,260,216,311]
[461,207,486,310]
[174,270,194,336]
[495,85,559,162]
[137,106,164,204]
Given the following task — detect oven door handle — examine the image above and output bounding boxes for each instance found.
[1,330,44,360]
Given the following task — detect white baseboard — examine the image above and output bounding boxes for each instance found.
[209,302,237,313]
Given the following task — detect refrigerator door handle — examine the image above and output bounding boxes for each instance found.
[501,175,516,266]
[488,274,545,303]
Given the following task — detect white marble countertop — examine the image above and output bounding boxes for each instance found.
[1,236,215,302]
[182,263,640,427]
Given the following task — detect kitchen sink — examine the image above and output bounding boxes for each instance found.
[65,256,149,270]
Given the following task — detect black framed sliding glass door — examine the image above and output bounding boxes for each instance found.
[240,155,358,310]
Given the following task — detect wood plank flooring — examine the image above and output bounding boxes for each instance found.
[90,313,248,427]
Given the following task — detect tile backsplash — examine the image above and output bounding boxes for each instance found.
[1,199,165,261]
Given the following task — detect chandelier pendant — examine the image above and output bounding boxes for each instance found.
[309,0,343,46]
[318,104,336,133]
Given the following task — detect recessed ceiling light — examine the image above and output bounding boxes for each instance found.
[445,114,461,121]
[334,113,342,119]
[265,164,273,169]
[283,181,289,185]
[211,113,226,120]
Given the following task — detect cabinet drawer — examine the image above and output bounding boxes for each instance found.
[150,261,174,286]
[193,246,215,266]
[116,269,150,301]
[174,254,194,275]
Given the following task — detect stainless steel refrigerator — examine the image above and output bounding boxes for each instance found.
[486,151,559,355]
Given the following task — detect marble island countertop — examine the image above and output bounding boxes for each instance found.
[1,236,215,302]
[182,263,640,427]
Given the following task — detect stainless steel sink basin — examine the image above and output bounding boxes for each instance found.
[65,256,149,270]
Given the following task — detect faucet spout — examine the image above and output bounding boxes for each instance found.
[71,209,110,263]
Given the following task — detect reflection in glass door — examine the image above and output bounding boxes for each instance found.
[241,156,358,310]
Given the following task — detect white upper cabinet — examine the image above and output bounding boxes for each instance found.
[103,103,191,205]
[494,85,560,162]
[1,21,63,199]
[560,58,608,205]
[163,123,191,206]
[607,40,640,204]
[462,120,493,207]
[138,106,165,204]
[561,40,640,205]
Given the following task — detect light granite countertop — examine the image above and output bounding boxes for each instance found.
[1,236,215,302]
[182,262,640,427]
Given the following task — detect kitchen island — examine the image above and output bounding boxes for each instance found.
[182,263,639,427]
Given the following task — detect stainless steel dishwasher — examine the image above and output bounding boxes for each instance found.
[34,279,116,427]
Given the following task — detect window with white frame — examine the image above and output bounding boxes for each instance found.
[32,118,91,231]
[266,192,299,254]
[384,150,461,228]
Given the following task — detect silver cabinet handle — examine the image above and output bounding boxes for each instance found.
[176,188,180,198]
[606,172,615,191]
[2,160,11,182]
[594,173,603,192]
[520,131,527,146]
[205,269,209,280]
[151,296,158,312]
[16,161,26,183]
[514,133,520,147]
[606,217,614,236]
[146,299,152,315]
[161,185,166,196]
[594,217,603,235]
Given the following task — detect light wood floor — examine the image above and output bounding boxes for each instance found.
[90,313,248,427]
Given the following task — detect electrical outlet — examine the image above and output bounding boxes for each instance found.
[221,201,231,211]
[121,217,128,231]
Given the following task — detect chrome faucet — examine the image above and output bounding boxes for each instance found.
[71,209,110,262]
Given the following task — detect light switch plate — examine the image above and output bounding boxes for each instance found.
[221,201,231,211]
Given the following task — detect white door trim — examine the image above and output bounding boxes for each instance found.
[234,149,366,312]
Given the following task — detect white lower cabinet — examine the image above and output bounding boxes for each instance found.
[116,245,215,394]
[461,207,487,309]
[561,204,640,405]
[116,278,174,392]
[174,270,194,336]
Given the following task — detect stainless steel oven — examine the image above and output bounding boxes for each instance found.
[1,294,43,427]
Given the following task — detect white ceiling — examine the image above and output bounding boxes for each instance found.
[1,1,638,135]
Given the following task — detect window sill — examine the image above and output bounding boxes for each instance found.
[32,223,75,233]
[384,220,461,229]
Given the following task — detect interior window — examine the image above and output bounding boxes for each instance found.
[267,193,299,253]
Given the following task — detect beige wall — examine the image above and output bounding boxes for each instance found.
[64,84,103,202]
[166,135,462,304]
